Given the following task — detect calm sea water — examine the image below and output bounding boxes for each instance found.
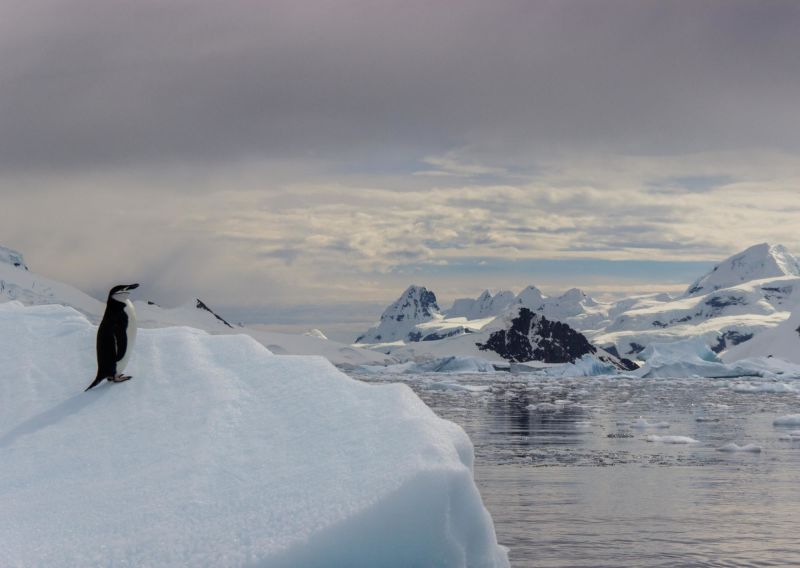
[351,372,800,568]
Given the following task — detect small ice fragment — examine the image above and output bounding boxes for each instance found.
[778,430,800,441]
[645,435,700,444]
[695,416,719,422]
[633,417,670,429]
[528,402,558,412]
[773,414,800,426]
[717,443,762,453]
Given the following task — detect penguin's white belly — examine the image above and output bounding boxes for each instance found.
[117,299,137,372]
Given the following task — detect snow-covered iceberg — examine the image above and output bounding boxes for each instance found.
[633,337,762,378]
[0,302,508,567]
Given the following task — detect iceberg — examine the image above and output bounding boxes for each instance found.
[634,337,763,378]
[0,302,508,568]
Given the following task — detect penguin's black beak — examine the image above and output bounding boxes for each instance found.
[124,283,140,291]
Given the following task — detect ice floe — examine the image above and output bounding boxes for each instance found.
[717,443,762,453]
[773,414,800,426]
[645,435,700,444]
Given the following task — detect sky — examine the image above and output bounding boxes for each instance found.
[2,0,800,341]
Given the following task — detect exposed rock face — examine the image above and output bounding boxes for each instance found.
[355,285,441,343]
[477,308,637,370]
[196,299,234,328]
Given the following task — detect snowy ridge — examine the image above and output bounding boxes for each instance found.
[0,252,104,316]
[685,243,800,296]
[447,289,515,320]
[0,302,508,567]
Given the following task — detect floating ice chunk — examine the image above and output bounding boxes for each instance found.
[773,414,800,426]
[634,337,763,379]
[425,381,490,393]
[778,430,800,441]
[528,402,559,412]
[717,443,762,453]
[633,417,671,429]
[695,416,720,423]
[732,382,798,393]
[645,435,700,444]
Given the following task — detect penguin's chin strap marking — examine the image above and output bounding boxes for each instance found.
[108,374,132,383]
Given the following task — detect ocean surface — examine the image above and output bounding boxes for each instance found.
[351,371,800,568]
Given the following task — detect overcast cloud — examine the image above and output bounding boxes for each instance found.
[1,0,799,337]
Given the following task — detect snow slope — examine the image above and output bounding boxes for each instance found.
[722,305,800,364]
[0,302,508,568]
[685,243,800,296]
[0,245,387,367]
[0,251,104,316]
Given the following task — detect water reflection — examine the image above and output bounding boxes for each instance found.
[353,372,800,567]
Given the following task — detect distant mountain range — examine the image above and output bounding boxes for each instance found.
[4,242,800,369]
[355,243,800,366]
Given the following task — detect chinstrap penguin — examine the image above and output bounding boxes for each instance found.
[85,283,139,391]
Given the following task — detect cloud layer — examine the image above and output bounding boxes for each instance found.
[1,0,799,335]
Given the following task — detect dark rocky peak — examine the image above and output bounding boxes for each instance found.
[196,298,234,328]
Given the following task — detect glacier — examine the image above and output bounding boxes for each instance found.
[0,302,508,568]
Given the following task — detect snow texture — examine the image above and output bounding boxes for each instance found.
[0,245,27,270]
[722,303,800,364]
[0,302,508,568]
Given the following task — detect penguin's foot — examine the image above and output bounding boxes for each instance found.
[108,374,132,383]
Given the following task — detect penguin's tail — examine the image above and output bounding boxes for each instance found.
[85,375,105,392]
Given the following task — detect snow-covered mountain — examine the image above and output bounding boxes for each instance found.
[447,289,516,319]
[590,245,800,356]
[356,243,800,368]
[355,285,444,343]
[685,243,800,296]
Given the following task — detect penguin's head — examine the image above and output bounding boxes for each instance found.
[109,283,139,301]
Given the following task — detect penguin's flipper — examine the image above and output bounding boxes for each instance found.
[85,376,106,391]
